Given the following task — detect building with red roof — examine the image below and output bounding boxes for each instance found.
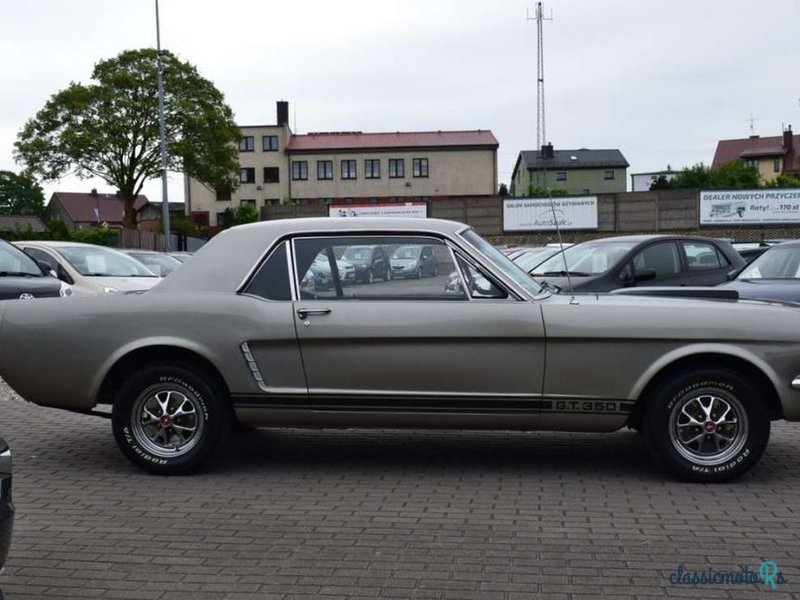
[46,190,183,231]
[184,101,499,228]
[712,126,799,182]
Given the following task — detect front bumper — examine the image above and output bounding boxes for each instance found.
[0,440,13,574]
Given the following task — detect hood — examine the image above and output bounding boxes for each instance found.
[718,279,800,303]
[0,276,62,300]
[533,274,605,293]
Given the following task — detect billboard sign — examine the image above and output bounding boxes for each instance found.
[503,196,598,232]
[328,202,427,219]
[700,189,800,225]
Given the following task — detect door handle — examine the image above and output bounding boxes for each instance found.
[296,307,332,319]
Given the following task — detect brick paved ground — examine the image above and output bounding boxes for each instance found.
[1,380,799,600]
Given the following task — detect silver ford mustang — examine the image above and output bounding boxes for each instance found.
[0,218,798,482]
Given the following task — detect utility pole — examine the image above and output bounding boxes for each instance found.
[155,0,171,252]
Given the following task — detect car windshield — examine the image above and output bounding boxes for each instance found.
[58,246,158,277]
[737,245,800,279]
[393,246,421,259]
[531,240,637,276]
[0,241,43,276]
[458,229,543,296]
[128,252,182,276]
[342,246,371,262]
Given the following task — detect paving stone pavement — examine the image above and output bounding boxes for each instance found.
[1,379,800,600]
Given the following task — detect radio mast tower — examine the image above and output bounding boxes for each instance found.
[528,2,552,150]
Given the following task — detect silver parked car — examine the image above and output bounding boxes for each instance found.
[120,249,183,277]
[0,218,799,482]
[0,436,12,575]
[15,241,160,295]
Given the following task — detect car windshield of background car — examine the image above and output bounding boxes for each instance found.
[393,246,421,260]
[512,248,556,273]
[458,229,543,296]
[0,243,44,276]
[130,252,182,276]
[531,241,636,276]
[59,247,159,277]
[738,246,800,280]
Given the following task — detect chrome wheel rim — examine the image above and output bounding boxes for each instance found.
[669,392,748,466]
[131,386,204,458]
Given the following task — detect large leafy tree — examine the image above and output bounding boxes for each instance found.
[14,48,241,227]
[0,170,46,217]
[651,160,761,191]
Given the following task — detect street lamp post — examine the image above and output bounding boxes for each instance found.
[155,0,171,251]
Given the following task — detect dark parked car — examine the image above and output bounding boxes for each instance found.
[0,239,62,300]
[719,241,800,302]
[0,436,13,575]
[341,245,390,283]
[530,235,745,292]
[390,244,439,278]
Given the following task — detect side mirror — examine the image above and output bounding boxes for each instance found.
[35,259,54,277]
[634,268,657,282]
[726,269,739,281]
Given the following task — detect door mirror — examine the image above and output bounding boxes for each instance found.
[35,259,54,277]
[634,268,657,282]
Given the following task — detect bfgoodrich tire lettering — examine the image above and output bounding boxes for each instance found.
[112,363,228,474]
[643,368,769,482]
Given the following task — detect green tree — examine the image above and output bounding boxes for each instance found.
[655,160,761,190]
[764,173,800,188]
[14,48,241,228]
[498,183,509,197]
[527,185,568,197]
[232,203,259,226]
[0,170,46,217]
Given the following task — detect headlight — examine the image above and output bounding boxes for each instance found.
[103,286,121,294]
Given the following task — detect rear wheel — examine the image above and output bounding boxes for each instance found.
[111,363,229,475]
[642,367,769,482]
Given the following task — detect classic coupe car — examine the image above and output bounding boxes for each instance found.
[0,218,799,483]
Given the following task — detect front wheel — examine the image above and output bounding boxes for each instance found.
[111,363,229,475]
[642,368,769,482]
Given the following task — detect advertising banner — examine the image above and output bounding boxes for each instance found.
[700,189,800,225]
[328,202,427,219]
[503,196,598,232]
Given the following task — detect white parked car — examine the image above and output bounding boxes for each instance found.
[14,241,161,296]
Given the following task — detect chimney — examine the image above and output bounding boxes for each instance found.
[784,125,793,151]
[90,188,98,197]
[541,143,554,159]
[277,101,289,127]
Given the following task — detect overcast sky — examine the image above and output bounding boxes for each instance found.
[1,0,798,204]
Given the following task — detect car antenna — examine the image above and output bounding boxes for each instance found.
[546,185,572,292]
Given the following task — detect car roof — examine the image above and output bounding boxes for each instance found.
[578,234,730,244]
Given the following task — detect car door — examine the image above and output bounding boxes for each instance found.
[681,241,734,286]
[291,234,546,413]
[630,241,689,287]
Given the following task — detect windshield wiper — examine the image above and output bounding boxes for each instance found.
[0,271,38,277]
[538,270,590,277]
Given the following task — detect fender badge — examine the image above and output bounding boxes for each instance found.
[19,293,35,300]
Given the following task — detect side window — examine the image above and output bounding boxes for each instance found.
[632,242,681,277]
[242,242,292,301]
[293,236,464,300]
[683,242,728,271]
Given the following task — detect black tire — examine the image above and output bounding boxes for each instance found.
[642,367,769,482]
[111,363,229,475]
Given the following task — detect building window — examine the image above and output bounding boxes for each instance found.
[262,135,278,151]
[582,189,590,194]
[241,199,256,207]
[365,159,380,179]
[413,158,429,178]
[556,171,567,181]
[341,160,357,180]
[239,136,254,152]
[604,170,615,180]
[264,198,279,206]
[389,159,405,178]
[292,161,308,181]
[216,211,231,228]
[263,167,280,184]
[215,187,232,201]
[774,158,782,173]
[240,168,255,184]
[317,160,333,180]
[745,158,758,169]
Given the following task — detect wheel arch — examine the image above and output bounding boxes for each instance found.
[629,351,783,429]
[96,345,231,408]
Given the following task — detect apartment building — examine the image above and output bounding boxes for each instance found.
[184,102,499,227]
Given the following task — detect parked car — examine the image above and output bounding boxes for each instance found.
[1,218,800,483]
[390,244,439,278]
[530,235,744,292]
[732,242,772,264]
[718,241,800,302]
[510,246,560,274]
[312,253,356,285]
[0,436,13,575]
[14,241,161,295]
[0,239,64,300]
[120,249,183,277]
[341,245,390,282]
[168,251,193,263]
